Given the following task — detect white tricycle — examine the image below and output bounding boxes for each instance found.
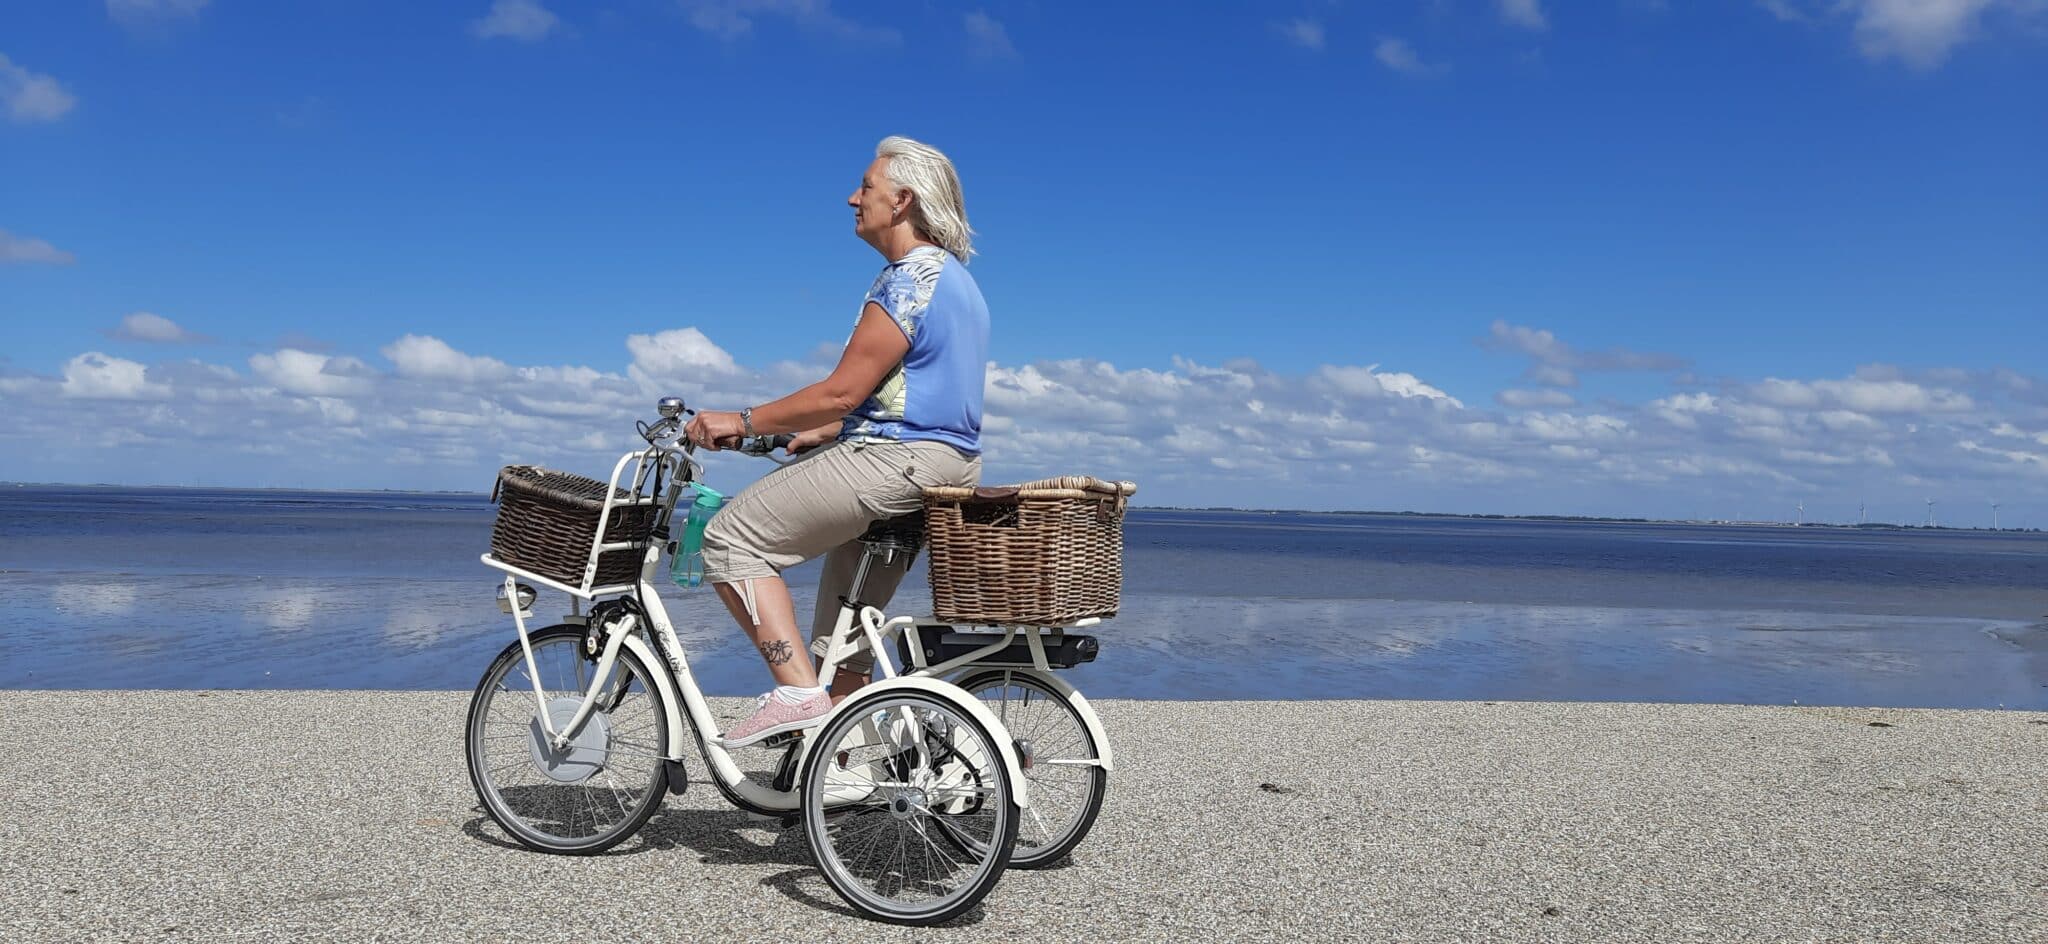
[464,397,1115,925]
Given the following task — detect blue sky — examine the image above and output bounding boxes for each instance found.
[2,1,2045,524]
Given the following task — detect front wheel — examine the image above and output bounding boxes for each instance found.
[955,669,1108,869]
[801,688,1019,925]
[465,625,670,854]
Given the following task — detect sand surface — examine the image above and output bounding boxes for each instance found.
[1,692,2042,942]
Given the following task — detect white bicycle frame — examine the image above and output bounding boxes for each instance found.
[481,443,1109,814]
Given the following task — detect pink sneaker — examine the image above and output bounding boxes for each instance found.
[719,690,832,749]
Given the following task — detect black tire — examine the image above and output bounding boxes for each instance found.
[956,669,1108,869]
[801,688,1019,925]
[465,625,669,855]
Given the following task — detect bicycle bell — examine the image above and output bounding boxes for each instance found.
[656,396,686,418]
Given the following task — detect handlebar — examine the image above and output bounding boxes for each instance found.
[638,398,797,459]
[734,433,796,457]
[629,401,796,531]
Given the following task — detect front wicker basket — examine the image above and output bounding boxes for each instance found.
[923,476,1138,625]
[490,465,657,589]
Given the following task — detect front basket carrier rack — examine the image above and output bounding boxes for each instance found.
[482,455,664,599]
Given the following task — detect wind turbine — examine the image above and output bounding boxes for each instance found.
[1858,500,1866,525]
[1795,501,1804,526]
[1925,498,1936,528]
[1991,499,2000,531]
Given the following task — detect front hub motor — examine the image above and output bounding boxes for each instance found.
[527,697,613,784]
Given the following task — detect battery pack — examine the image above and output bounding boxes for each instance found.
[898,629,1099,670]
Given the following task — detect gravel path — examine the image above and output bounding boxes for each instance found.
[1,692,2042,943]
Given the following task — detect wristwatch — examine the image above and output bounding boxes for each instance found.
[740,406,756,437]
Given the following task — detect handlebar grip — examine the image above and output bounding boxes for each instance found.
[737,434,796,456]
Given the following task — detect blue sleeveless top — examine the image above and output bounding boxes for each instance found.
[838,245,990,455]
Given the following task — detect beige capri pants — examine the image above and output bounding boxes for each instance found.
[700,438,980,673]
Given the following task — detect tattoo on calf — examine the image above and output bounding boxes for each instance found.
[759,639,794,666]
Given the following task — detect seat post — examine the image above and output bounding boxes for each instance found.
[844,513,923,611]
[825,543,892,698]
[844,544,880,609]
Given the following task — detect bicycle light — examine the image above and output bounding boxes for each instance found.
[496,582,537,616]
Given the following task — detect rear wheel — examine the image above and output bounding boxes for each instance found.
[465,625,670,854]
[956,669,1107,868]
[801,688,1018,925]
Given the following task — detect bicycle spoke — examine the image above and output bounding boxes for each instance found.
[805,692,1013,920]
[469,632,669,853]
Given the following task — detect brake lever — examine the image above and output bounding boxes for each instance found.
[639,417,684,444]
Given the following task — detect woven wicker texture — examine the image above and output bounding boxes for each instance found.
[489,465,656,589]
[922,476,1138,625]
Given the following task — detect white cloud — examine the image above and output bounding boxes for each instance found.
[1757,0,1811,23]
[1749,377,1822,409]
[1374,37,1445,76]
[1314,365,1464,407]
[680,0,900,45]
[1520,412,1629,442]
[1814,409,1880,432]
[1482,320,1687,387]
[1274,18,1326,51]
[1497,388,1577,409]
[109,312,204,344]
[1746,376,1973,414]
[249,349,376,398]
[1850,0,2007,70]
[626,327,741,388]
[0,228,76,264]
[1991,422,2048,447]
[0,54,76,124]
[1761,0,2037,70]
[4,329,2045,519]
[1486,321,1570,362]
[60,353,169,400]
[964,12,1017,59]
[471,0,559,42]
[106,0,209,29]
[1500,0,1549,31]
[381,334,513,383]
[1526,364,1578,388]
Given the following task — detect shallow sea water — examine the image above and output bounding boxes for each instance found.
[2,486,2043,707]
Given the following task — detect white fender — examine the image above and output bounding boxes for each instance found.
[973,667,1113,773]
[807,676,1033,809]
[620,634,690,759]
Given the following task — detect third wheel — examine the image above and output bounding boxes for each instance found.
[955,669,1107,868]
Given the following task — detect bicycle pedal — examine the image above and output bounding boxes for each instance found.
[759,730,805,749]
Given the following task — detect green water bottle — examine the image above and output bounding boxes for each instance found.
[671,484,724,588]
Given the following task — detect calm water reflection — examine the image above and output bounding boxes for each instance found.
[1,486,2042,707]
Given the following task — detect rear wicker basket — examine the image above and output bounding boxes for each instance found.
[490,465,657,590]
[923,476,1138,625]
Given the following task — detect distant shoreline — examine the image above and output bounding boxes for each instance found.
[6,480,2037,533]
[1142,505,2044,533]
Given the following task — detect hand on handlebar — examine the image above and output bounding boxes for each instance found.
[683,410,745,451]
[784,422,840,456]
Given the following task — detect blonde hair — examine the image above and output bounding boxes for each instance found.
[876,136,975,263]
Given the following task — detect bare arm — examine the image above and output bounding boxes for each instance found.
[748,302,909,434]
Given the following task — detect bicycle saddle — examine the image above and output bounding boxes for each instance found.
[858,511,925,556]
